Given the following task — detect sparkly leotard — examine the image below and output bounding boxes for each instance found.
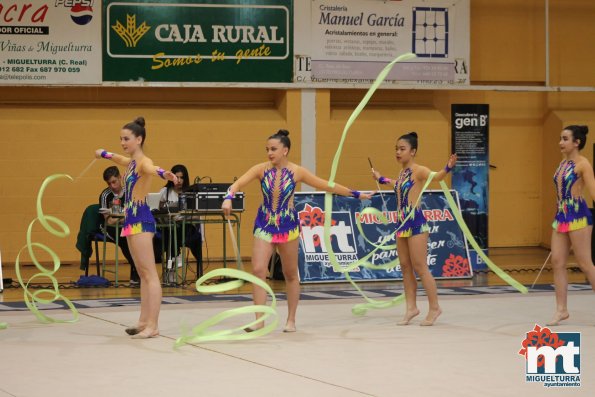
[395,168,429,238]
[253,167,300,243]
[552,160,592,232]
[121,159,156,236]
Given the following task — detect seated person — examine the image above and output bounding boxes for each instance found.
[99,166,140,283]
[159,164,203,275]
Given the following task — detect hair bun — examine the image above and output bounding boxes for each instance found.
[580,125,589,135]
[408,131,418,138]
[276,129,290,137]
[134,116,146,128]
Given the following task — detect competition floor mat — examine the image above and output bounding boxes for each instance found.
[0,291,593,396]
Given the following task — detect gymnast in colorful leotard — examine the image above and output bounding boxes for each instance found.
[96,117,177,339]
[222,129,374,332]
[372,132,456,326]
[548,125,595,326]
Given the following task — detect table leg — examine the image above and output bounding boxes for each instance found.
[114,220,120,287]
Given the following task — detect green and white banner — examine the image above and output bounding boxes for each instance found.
[103,0,293,83]
[0,0,101,85]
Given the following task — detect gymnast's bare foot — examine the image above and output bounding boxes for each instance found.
[131,328,159,339]
[397,308,420,325]
[125,325,146,335]
[244,322,264,333]
[420,307,442,326]
[283,321,296,333]
[546,311,569,326]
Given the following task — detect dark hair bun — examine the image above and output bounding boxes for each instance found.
[408,131,418,138]
[580,125,589,135]
[134,117,145,128]
[277,129,289,137]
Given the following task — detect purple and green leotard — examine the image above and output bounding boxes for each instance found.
[394,168,429,238]
[100,150,166,237]
[121,160,156,237]
[253,167,300,243]
[552,159,593,233]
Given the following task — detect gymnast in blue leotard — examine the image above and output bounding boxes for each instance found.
[373,132,456,326]
[96,117,177,339]
[222,129,373,332]
[548,125,595,326]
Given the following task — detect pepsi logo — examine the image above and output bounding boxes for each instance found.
[70,4,93,26]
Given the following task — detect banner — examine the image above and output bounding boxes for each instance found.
[451,104,489,270]
[307,0,469,85]
[0,0,101,85]
[295,190,472,283]
[103,0,293,83]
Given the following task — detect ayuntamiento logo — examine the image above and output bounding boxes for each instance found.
[518,324,581,388]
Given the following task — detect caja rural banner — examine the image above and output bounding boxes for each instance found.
[306,0,469,85]
[0,0,101,85]
[103,0,293,83]
[295,190,472,283]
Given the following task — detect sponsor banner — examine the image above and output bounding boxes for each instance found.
[103,0,292,83]
[519,324,581,388]
[306,0,469,85]
[451,104,489,270]
[295,190,472,283]
[0,0,101,85]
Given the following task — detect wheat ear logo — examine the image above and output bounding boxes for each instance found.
[112,14,151,47]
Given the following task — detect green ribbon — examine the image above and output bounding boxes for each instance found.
[174,268,278,346]
[439,181,527,293]
[14,174,79,324]
[321,53,527,316]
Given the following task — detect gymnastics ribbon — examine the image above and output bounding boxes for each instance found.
[321,53,414,315]
[174,268,278,346]
[14,174,79,323]
[439,181,527,293]
[322,53,527,315]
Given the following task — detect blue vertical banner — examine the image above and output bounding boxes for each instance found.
[295,191,472,283]
[451,104,489,270]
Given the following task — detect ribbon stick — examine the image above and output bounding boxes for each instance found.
[531,252,552,289]
[227,218,243,268]
[368,157,388,212]
[174,268,278,346]
[73,158,97,182]
[15,174,79,323]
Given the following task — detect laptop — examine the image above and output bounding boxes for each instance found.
[146,192,161,211]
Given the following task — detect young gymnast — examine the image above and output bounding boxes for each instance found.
[96,117,177,338]
[372,132,456,326]
[548,125,595,326]
[222,129,373,332]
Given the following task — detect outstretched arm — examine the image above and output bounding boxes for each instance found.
[371,169,395,186]
[95,149,130,167]
[140,159,178,183]
[222,163,263,216]
[421,154,457,183]
[298,166,374,200]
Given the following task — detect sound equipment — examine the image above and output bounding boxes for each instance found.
[180,192,244,212]
[184,183,233,193]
